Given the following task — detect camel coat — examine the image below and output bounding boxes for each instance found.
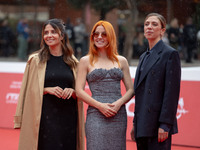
[14,53,85,150]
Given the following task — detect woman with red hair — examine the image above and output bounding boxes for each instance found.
[76,20,134,150]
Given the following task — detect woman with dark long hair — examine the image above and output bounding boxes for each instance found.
[14,18,85,150]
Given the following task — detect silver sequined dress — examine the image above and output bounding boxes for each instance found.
[86,68,127,150]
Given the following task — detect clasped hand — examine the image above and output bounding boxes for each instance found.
[44,86,75,99]
[98,101,121,118]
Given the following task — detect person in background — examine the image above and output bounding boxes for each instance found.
[118,24,126,55]
[0,19,15,57]
[74,18,87,58]
[177,24,185,59]
[65,17,75,48]
[17,18,30,60]
[131,13,181,150]
[133,31,148,58]
[183,17,197,63]
[75,20,134,150]
[168,18,180,50]
[14,18,85,150]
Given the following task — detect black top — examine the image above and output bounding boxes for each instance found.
[38,54,77,150]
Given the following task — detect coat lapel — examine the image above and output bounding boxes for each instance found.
[37,59,46,101]
[135,40,164,89]
[134,53,145,89]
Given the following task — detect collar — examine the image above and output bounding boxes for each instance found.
[148,40,163,53]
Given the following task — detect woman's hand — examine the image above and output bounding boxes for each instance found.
[111,101,122,113]
[44,86,63,98]
[158,128,169,142]
[62,88,76,99]
[97,103,117,117]
[130,126,135,141]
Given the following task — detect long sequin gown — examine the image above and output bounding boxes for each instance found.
[86,68,127,150]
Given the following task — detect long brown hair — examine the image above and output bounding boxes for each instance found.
[88,20,119,66]
[38,18,77,69]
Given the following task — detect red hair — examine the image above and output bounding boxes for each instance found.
[88,20,119,66]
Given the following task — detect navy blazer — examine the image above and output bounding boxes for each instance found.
[133,40,181,138]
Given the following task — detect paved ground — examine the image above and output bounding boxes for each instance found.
[0,128,200,150]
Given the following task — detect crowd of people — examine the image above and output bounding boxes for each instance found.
[14,13,182,150]
[0,17,89,61]
[0,18,30,60]
[1,15,199,64]
[0,19,15,57]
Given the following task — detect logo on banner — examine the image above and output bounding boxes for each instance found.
[176,97,188,119]
[10,81,21,89]
[126,97,188,119]
[5,81,21,104]
[126,98,135,117]
[6,93,19,104]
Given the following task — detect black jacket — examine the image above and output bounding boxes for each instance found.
[134,40,181,138]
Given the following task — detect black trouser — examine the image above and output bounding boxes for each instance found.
[136,135,172,150]
[186,46,194,62]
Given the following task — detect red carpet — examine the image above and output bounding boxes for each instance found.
[0,128,199,150]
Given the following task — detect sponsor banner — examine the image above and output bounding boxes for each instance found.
[0,73,23,128]
[0,62,200,147]
[172,81,200,147]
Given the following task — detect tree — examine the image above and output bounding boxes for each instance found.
[122,0,139,63]
[66,0,86,9]
[90,0,126,20]
[67,0,126,20]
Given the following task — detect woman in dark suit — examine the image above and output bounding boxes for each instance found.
[131,13,181,150]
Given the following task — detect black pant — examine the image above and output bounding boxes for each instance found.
[186,46,194,62]
[136,135,172,150]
